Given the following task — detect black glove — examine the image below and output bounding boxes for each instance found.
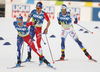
[34,20,37,25]
[58,21,61,25]
[74,20,78,24]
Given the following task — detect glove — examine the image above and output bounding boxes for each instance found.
[58,21,61,25]
[43,28,48,34]
[35,20,37,25]
[27,22,35,26]
[74,20,78,24]
[31,22,35,25]
[59,22,61,25]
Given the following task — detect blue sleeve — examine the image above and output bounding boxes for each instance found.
[13,21,16,26]
[57,13,60,22]
[29,10,34,18]
[57,17,60,22]
[75,18,78,21]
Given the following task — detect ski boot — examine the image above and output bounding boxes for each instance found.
[83,49,92,59]
[41,56,50,66]
[26,52,31,61]
[41,56,56,69]
[39,57,43,65]
[16,58,21,66]
[60,52,65,60]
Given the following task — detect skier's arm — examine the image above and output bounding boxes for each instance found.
[27,17,31,22]
[27,10,34,22]
[57,13,61,25]
[26,22,35,28]
[73,13,78,24]
[44,12,50,34]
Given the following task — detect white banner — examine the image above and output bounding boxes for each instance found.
[5,1,93,21]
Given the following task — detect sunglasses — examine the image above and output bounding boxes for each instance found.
[61,9,66,12]
[17,21,22,23]
[36,7,41,10]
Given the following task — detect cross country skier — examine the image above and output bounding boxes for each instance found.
[57,4,94,61]
[13,15,51,67]
[26,2,50,65]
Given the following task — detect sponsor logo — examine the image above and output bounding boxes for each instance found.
[43,6,55,19]
[60,17,70,20]
[33,14,43,19]
[12,5,30,18]
[16,28,26,31]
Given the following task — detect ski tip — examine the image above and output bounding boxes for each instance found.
[89,59,97,62]
[54,59,68,62]
[94,60,97,62]
[52,67,56,70]
[7,67,10,69]
[53,68,56,70]
[48,66,56,70]
[7,66,17,69]
[7,65,24,69]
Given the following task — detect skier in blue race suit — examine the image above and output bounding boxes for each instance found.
[13,15,51,67]
[57,4,94,60]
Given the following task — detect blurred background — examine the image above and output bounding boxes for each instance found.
[0,0,100,21]
[0,0,5,17]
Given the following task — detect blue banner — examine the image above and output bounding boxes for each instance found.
[26,0,34,4]
[92,8,100,21]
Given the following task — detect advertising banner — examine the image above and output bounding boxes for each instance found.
[57,0,100,2]
[92,8,100,21]
[43,6,55,19]
[12,4,30,18]
[68,7,80,20]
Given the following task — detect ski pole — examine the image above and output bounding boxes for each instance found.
[77,24,93,34]
[45,34,55,64]
[35,27,46,45]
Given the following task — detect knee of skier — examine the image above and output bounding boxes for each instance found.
[17,42,21,49]
[75,38,82,45]
[17,47,21,53]
[37,44,41,49]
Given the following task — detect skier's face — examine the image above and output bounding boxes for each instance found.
[17,19,23,27]
[61,9,67,15]
[36,7,42,14]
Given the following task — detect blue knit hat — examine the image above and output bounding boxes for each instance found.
[36,3,42,8]
[61,4,67,9]
[16,15,23,20]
